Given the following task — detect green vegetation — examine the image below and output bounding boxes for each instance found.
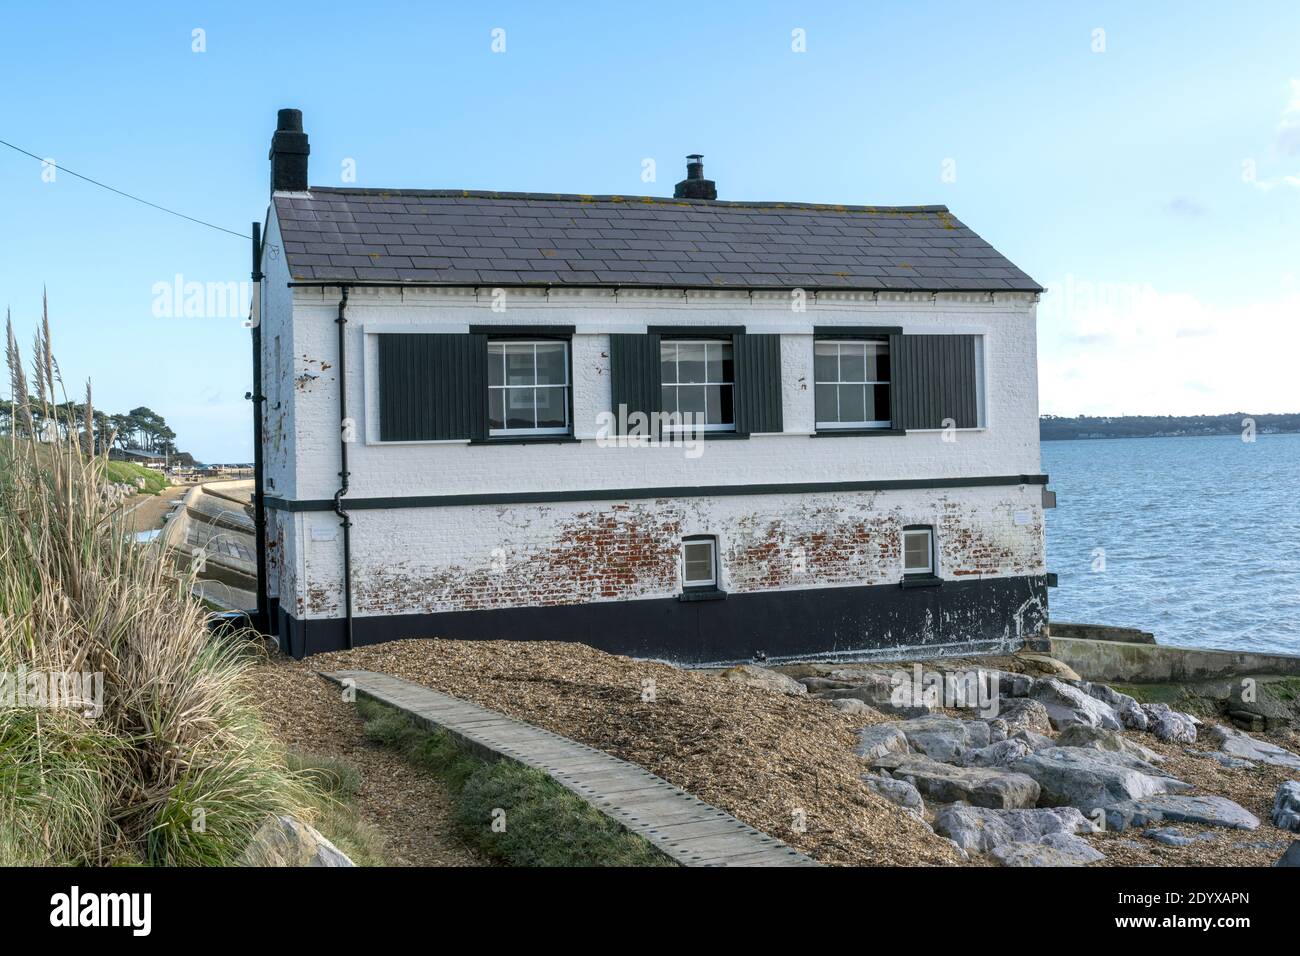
[358,698,674,867]
[1,311,312,866]
[105,459,168,495]
[287,751,387,867]
[1041,412,1300,441]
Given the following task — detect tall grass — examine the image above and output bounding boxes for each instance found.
[0,305,308,865]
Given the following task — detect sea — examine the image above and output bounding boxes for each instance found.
[1041,432,1300,656]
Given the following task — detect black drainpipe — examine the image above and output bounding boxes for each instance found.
[334,286,355,650]
[249,222,270,636]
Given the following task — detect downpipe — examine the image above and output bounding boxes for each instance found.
[334,286,354,650]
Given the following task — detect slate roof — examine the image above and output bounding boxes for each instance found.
[273,187,1041,292]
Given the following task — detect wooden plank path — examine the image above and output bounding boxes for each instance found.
[321,669,820,867]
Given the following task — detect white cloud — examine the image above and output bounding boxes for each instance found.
[1037,282,1300,415]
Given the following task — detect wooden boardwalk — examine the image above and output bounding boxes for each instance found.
[321,669,819,867]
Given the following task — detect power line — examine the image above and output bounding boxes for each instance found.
[0,137,252,240]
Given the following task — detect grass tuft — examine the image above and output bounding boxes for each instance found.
[0,309,312,866]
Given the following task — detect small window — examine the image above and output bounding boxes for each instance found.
[488,340,570,436]
[902,527,934,576]
[660,340,735,432]
[814,339,891,429]
[682,537,717,589]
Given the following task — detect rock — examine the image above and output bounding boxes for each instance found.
[241,816,355,867]
[1228,680,1294,731]
[814,672,933,717]
[1203,724,1300,770]
[986,718,1010,743]
[872,753,1040,810]
[1104,795,1261,832]
[1017,653,1083,681]
[1276,841,1300,867]
[977,669,1036,698]
[933,804,1090,854]
[863,774,924,816]
[1271,781,1300,832]
[1012,729,1056,752]
[1011,747,1191,812]
[1076,682,1148,731]
[1056,725,1164,763]
[829,698,876,716]
[720,664,807,696]
[1185,749,1255,770]
[990,831,1104,867]
[1142,703,1197,744]
[990,698,1053,736]
[891,714,991,764]
[827,667,877,682]
[799,677,858,692]
[854,725,910,761]
[962,738,1035,768]
[1142,826,1219,847]
[1229,710,1266,732]
[1030,678,1122,732]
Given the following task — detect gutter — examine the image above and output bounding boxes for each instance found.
[334,286,355,650]
[249,222,270,635]
[285,280,1045,297]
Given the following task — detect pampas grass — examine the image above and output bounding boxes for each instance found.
[0,306,308,865]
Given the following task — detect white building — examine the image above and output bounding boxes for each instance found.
[253,109,1052,662]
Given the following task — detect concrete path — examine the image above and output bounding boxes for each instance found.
[321,669,820,868]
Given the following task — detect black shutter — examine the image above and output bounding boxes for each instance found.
[733,333,784,435]
[896,334,979,430]
[378,333,486,441]
[608,333,661,435]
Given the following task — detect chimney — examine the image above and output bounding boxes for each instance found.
[269,108,310,193]
[674,154,716,200]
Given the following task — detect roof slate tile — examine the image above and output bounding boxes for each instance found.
[272,189,1040,291]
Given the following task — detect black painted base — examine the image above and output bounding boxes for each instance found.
[278,575,1049,666]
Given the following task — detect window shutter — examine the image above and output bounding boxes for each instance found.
[733,333,784,435]
[896,333,979,430]
[608,333,661,435]
[378,333,486,441]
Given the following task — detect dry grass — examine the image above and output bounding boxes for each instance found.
[288,639,963,866]
[0,306,308,865]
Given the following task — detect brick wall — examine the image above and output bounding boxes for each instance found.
[293,485,1044,619]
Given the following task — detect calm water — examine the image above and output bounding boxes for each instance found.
[1042,433,1300,655]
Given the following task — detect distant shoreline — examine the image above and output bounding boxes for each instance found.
[1040,414,1300,441]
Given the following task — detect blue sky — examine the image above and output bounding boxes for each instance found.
[2,1,1297,461]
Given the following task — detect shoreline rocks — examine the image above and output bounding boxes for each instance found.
[1104,794,1260,832]
[934,804,1090,855]
[1010,747,1191,812]
[1272,781,1300,832]
[872,753,1040,809]
[1030,678,1123,731]
[990,831,1104,867]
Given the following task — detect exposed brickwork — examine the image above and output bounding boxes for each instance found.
[297,487,1044,618]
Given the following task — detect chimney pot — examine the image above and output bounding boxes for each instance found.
[269,108,310,193]
[674,153,716,200]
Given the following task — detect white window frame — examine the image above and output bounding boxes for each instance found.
[488,340,571,437]
[681,537,718,589]
[902,527,934,576]
[814,338,892,430]
[660,339,736,433]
